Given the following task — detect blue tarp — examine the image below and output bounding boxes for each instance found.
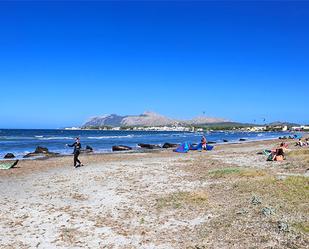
[174,143,214,153]
[189,143,203,150]
[190,143,214,151]
[173,142,190,153]
[206,144,214,151]
[294,134,302,139]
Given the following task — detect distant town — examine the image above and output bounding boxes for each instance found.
[65,124,309,132]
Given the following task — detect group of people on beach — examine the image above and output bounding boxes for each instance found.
[267,137,308,161]
[295,138,309,147]
[267,142,288,161]
[66,134,304,167]
[66,135,209,168]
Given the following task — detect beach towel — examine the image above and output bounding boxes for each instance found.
[189,143,203,150]
[206,145,214,151]
[0,160,19,170]
[263,149,272,156]
[189,143,214,151]
[267,154,274,161]
[173,143,190,153]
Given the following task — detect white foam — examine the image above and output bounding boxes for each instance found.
[87,135,141,139]
[39,136,74,140]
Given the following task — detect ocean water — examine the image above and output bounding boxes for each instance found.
[0,129,293,159]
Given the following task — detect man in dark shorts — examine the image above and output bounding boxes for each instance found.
[66,137,83,168]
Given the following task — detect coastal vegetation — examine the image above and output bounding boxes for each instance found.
[156,191,208,210]
[208,167,266,178]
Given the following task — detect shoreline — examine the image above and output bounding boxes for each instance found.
[0,137,297,177]
[0,130,298,160]
[0,135,296,162]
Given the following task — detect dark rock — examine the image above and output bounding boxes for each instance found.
[4,153,15,159]
[138,143,161,149]
[162,143,178,149]
[23,146,58,158]
[35,146,49,154]
[112,145,132,151]
[279,136,287,140]
[85,145,93,152]
[23,152,38,158]
[23,146,59,158]
[223,139,228,142]
[23,151,59,158]
[81,145,93,153]
[239,138,246,141]
[207,141,216,144]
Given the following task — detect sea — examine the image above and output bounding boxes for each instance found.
[0,129,295,159]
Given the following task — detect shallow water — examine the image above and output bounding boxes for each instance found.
[0,129,293,158]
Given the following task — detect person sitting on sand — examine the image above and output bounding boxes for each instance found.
[295,139,303,147]
[274,147,285,161]
[66,137,83,168]
[201,135,207,150]
[268,142,287,161]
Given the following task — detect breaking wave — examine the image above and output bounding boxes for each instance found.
[87,135,142,139]
[38,136,74,140]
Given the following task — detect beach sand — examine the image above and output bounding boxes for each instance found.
[0,139,308,248]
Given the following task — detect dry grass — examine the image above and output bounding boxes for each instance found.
[236,176,309,212]
[287,149,309,156]
[286,149,309,166]
[208,167,266,178]
[293,221,309,234]
[157,191,208,209]
[191,175,309,248]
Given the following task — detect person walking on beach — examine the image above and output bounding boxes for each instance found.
[66,137,83,168]
[201,135,207,150]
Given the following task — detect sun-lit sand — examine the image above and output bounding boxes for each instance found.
[0,139,308,248]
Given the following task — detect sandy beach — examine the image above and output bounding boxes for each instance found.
[0,139,308,248]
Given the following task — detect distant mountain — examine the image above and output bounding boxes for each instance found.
[121,112,177,127]
[82,112,229,128]
[83,114,125,127]
[185,116,228,125]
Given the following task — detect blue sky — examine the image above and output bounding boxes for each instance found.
[0,1,308,128]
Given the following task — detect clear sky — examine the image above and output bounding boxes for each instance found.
[0,1,308,128]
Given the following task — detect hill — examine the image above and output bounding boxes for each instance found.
[82,112,228,128]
